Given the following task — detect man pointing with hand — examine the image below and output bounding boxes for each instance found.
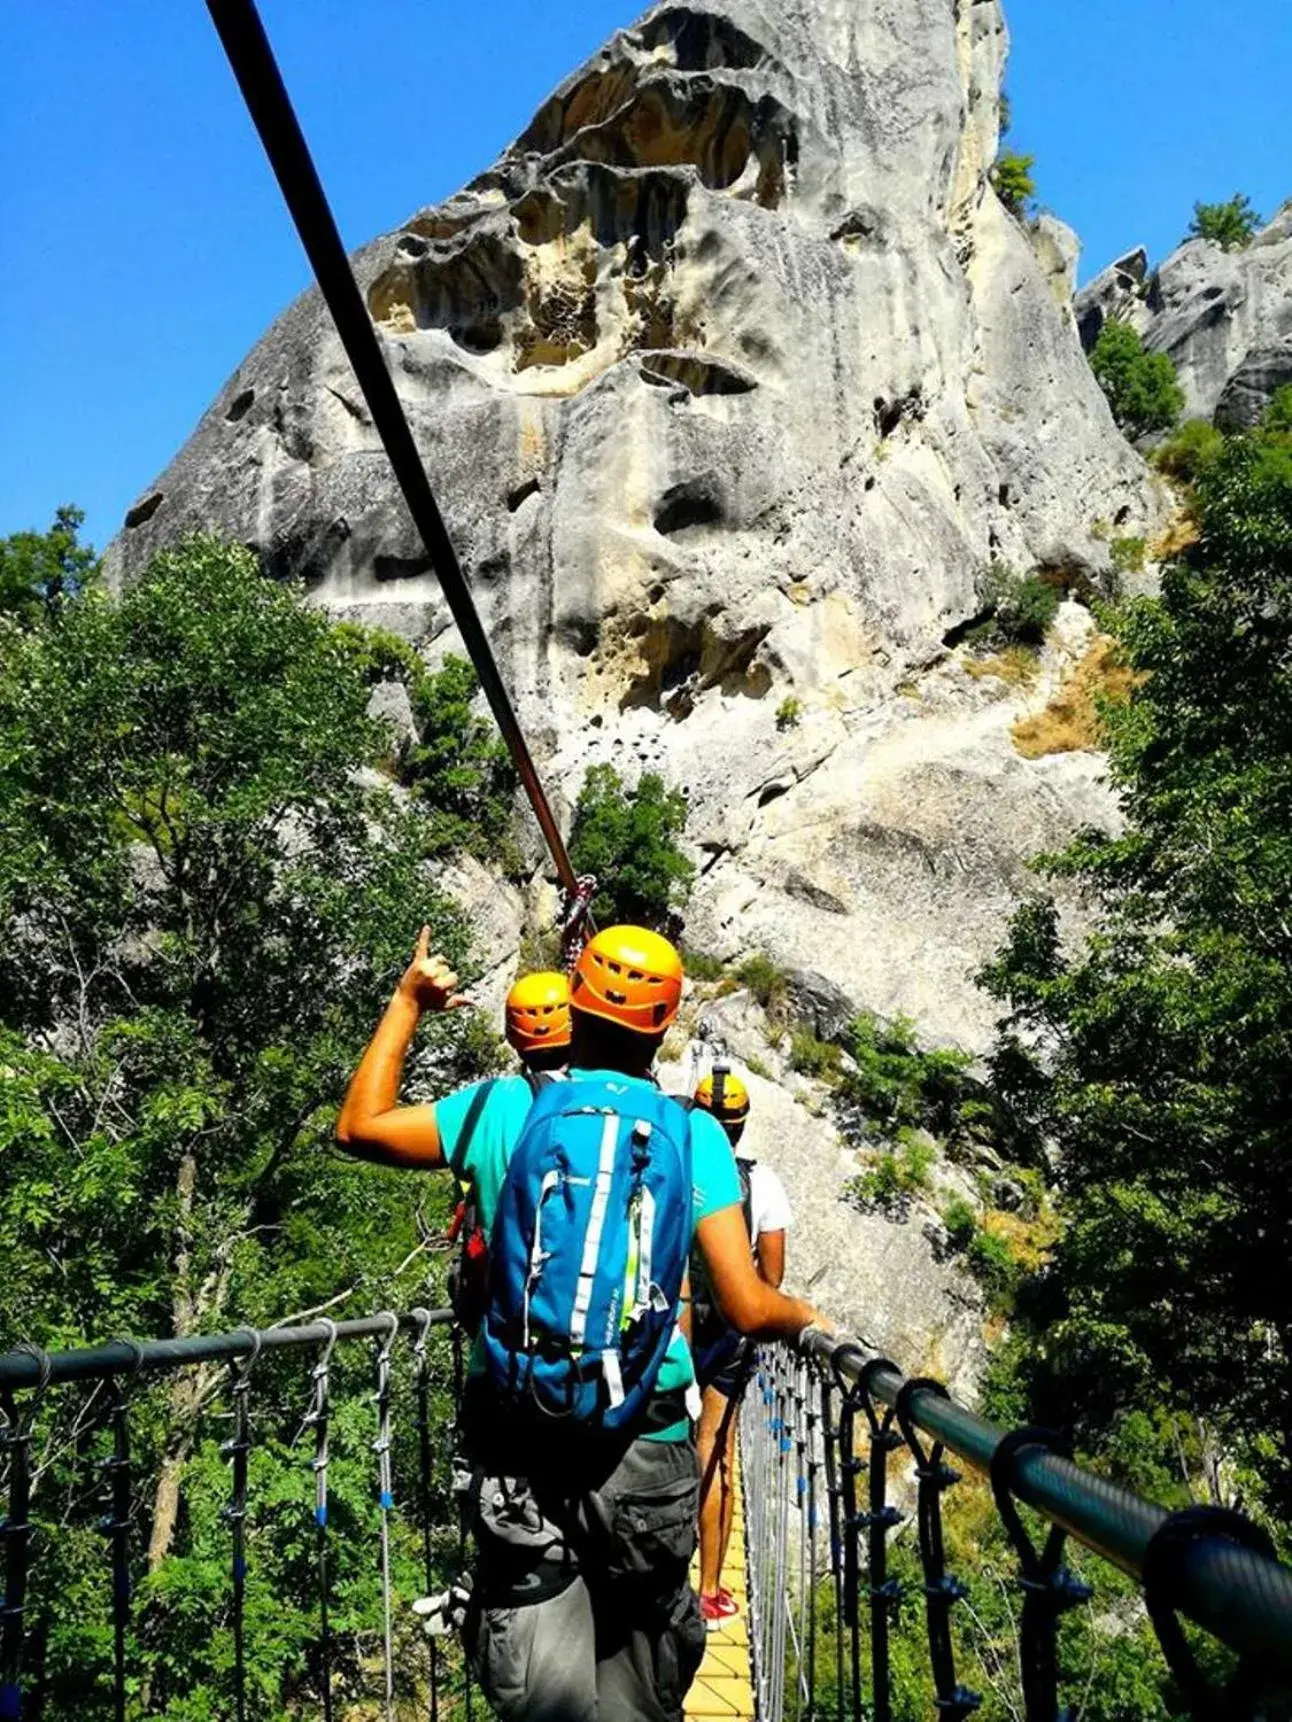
[338,923,831,1722]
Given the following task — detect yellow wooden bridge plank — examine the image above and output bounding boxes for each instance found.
[686,1438,755,1722]
[687,1674,755,1718]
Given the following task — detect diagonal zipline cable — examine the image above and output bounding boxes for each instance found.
[204,0,579,897]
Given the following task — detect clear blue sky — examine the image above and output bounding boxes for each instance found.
[2,0,1289,551]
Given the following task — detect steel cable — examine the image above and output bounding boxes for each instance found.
[203,0,580,898]
[222,1330,262,1722]
[410,1311,440,1722]
[99,1341,143,1722]
[299,1319,338,1722]
[373,1314,399,1722]
[794,1361,809,1719]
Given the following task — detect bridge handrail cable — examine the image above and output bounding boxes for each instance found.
[0,1310,455,1390]
[805,1332,1292,1678]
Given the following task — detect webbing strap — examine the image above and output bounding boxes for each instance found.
[570,1114,619,1347]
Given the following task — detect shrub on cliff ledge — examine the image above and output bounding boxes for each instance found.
[1151,417,1226,487]
[991,150,1036,218]
[1089,320,1184,440]
[569,764,695,929]
[1187,193,1262,252]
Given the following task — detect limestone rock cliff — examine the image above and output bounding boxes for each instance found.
[109,0,1159,1051]
[1076,201,1292,427]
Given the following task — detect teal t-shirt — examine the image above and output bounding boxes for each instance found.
[435,1069,741,1441]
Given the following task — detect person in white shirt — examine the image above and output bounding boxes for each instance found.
[687,1067,792,1629]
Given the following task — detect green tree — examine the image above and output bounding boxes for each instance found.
[333,626,516,857]
[1089,320,1185,439]
[1263,383,1292,439]
[990,150,1036,217]
[836,1012,973,1145]
[1188,193,1263,251]
[0,504,99,625]
[0,534,492,1714]
[406,654,516,857]
[979,423,1292,1514]
[568,764,695,929]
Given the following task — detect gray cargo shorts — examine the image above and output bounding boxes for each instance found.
[463,1434,706,1722]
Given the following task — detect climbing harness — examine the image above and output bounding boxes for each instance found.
[298,1319,338,1722]
[221,1329,263,1722]
[99,1339,145,1722]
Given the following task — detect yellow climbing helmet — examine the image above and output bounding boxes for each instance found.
[570,925,684,1034]
[505,971,573,1056]
[693,1068,751,1123]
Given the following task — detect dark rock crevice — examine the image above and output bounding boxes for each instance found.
[653,479,725,535]
[620,610,772,717]
[639,348,757,395]
[635,9,773,75]
[124,492,164,530]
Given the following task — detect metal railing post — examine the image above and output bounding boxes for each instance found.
[893,1377,980,1720]
[97,1343,144,1722]
[221,1331,262,1722]
[0,1348,49,1722]
[989,1429,1092,1722]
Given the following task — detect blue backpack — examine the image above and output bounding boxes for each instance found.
[481,1075,693,1433]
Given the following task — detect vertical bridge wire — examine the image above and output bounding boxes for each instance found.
[373,1314,399,1722]
[222,1330,263,1722]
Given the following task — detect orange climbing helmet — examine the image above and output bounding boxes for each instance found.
[693,1068,751,1123]
[570,925,684,1035]
[505,971,573,1056]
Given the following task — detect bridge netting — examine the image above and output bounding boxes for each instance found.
[2,1315,1291,1722]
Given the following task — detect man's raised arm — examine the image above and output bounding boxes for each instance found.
[336,927,468,1169]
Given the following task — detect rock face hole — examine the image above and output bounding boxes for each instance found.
[639,350,757,396]
[226,388,256,423]
[124,493,164,530]
[373,553,432,583]
[654,481,724,536]
[620,611,771,716]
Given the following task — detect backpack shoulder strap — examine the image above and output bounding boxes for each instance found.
[451,1078,497,1176]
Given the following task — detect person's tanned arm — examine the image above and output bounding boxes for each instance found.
[694,1206,820,1343]
[336,927,468,1169]
[755,1230,785,1290]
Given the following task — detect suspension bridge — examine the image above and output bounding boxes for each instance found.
[2,1314,1291,1721]
[4,1,1291,1716]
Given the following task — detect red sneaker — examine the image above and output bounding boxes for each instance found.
[700,1591,740,1633]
